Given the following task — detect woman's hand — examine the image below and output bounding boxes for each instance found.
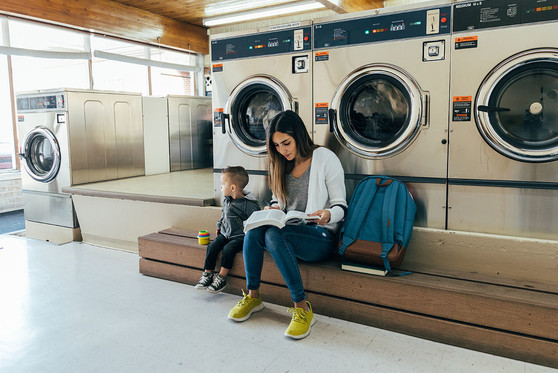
[309,209,331,226]
[264,205,280,210]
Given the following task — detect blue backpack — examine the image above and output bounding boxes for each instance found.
[338,176,417,274]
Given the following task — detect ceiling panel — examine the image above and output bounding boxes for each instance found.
[111,0,383,27]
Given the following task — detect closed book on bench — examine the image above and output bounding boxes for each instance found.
[341,261,388,276]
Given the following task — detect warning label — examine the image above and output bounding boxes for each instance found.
[455,36,478,50]
[453,96,472,122]
[212,64,223,73]
[315,51,329,62]
[315,103,329,125]
[214,108,223,127]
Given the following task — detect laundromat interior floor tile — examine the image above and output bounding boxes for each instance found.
[0,234,555,373]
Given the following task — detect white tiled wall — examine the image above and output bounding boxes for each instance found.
[0,171,23,214]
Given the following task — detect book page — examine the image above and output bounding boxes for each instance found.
[243,209,286,232]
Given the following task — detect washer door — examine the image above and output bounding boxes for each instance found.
[476,49,558,162]
[331,64,426,159]
[21,126,61,183]
[225,75,292,155]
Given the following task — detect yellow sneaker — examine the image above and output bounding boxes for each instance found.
[284,301,316,339]
[228,290,264,322]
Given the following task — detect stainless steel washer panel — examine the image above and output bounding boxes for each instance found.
[168,95,212,171]
[67,90,144,184]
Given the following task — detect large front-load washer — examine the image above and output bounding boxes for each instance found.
[449,0,558,240]
[313,2,452,228]
[16,89,144,230]
[210,22,313,205]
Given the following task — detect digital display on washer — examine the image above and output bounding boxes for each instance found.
[16,95,63,112]
[453,0,558,32]
[211,27,312,61]
[313,6,451,49]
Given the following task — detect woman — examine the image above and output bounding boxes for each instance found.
[228,110,347,340]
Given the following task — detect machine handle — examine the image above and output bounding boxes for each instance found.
[293,99,299,115]
[220,113,229,134]
[421,93,429,126]
[478,105,510,112]
[328,108,337,133]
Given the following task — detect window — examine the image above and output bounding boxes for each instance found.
[91,36,149,94]
[0,54,14,170]
[9,19,90,92]
[150,47,196,96]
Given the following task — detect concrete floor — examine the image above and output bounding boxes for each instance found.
[0,233,554,373]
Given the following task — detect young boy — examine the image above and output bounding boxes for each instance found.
[195,166,260,293]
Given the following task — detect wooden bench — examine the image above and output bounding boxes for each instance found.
[138,228,558,369]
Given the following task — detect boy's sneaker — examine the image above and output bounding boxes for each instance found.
[194,272,213,290]
[228,290,264,322]
[208,274,227,293]
[284,301,315,340]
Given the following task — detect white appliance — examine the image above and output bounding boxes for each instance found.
[448,0,558,240]
[210,22,313,205]
[313,2,452,228]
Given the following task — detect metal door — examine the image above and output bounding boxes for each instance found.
[223,75,293,156]
[329,64,427,159]
[475,49,558,163]
[19,126,61,183]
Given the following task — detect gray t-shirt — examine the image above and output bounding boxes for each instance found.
[286,164,311,212]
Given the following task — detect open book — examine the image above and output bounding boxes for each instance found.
[244,209,320,232]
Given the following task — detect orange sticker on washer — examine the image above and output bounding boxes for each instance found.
[455,36,478,50]
[212,64,223,72]
[315,51,329,61]
[315,103,329,108]
[453,96,472,102]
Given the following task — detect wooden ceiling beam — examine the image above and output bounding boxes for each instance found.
[326,0,383,13]
[0,0,209,54]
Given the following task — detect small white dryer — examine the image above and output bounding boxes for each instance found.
[313,2,452,228]
[210,23,313,205]
[449,0,558,240]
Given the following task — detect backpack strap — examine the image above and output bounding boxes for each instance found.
[338,177,378,255]
[381,180,412,276]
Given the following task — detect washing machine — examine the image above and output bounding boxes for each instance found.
[210,22,313,205]
[142,95,212,175]
[16,89,144,232]
[448,0,558,240]
[313,2,452,228]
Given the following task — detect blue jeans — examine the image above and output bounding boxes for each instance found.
[243,224,336,303]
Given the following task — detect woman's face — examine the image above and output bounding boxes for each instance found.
[271,131,297,161]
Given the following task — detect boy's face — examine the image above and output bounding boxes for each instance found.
[220,173,235,197]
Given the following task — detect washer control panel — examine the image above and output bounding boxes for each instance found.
[314,6,451,49]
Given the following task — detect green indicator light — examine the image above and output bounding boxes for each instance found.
[365,30,370,34]
[249,46,253,49]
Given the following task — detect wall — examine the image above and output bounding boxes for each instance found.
[0,171,23,213]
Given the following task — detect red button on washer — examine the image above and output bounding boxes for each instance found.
[441,17,447,23]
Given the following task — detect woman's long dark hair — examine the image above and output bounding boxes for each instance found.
[267,110,318,204]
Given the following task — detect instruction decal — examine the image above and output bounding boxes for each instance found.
[315,103,329,125]
[453,96,472,121]
[455,36,478,50]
